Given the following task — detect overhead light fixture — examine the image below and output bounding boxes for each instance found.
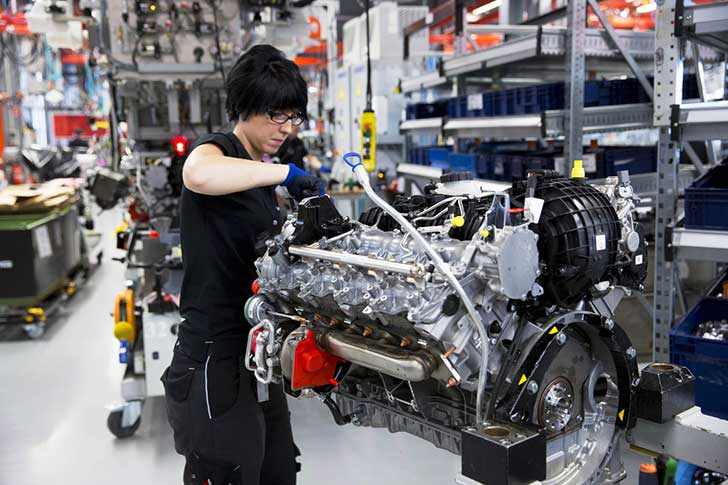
[635,2,656,13]
[472,0,502,17]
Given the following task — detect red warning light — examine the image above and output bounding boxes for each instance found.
[172,135,188,156]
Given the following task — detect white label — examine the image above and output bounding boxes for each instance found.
[467,94,483,111]
[596,234,606,251]
[0,260,12,269]
[425,12,434,25]
[583,153,597,173]
[635,254,643,266]
[34,226,53,258]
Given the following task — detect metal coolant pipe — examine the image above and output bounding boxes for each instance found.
[288,245,424,277]
[342,152,491,425]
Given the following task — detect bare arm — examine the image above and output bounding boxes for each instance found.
[182,143,289,195]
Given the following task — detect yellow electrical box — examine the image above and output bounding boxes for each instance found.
[361,110,376,172]
[113,289,136,344]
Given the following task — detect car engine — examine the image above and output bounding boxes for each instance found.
[245,159,647,484]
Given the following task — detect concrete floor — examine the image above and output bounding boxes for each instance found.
[0,209,647,485]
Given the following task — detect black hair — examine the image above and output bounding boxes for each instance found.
[225,44,308,122]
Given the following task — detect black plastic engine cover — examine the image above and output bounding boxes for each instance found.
[291,196,352,245]
[524,176,621,306]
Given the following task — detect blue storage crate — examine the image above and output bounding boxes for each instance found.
[448,153,478,173]
[685,163,728,231]
[489,91,506,116]
[406,102,448,120]
[599,146,657,177]
[477,154,493,179]
[585,80,612,107]
[510,83,565,114]
[671,293,728,420]
[490,153,512,181]
[429,147,452,169]
[447,96,468,118]
[406,105,417,120]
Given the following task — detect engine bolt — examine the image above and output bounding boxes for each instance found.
[362,327,374,337]
[603,319,614,331]
[626,347,637,359]
[527,381,539,394]
[447,377,458,388]
[556,332,567,345]
[400,337,412,348]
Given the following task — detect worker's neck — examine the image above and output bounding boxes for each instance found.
[233,124,263,161]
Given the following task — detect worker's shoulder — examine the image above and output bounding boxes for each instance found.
[192,131,239,157]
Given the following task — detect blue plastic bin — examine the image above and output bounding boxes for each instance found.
[596,146,657,178]
[671,279,728,421]
[685,164,728,231]
[448,153,478,173]
[429,147,452,169]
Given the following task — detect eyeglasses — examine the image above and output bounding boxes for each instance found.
[267,110,305,126]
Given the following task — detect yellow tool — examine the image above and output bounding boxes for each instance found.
[361,109,376,172]
[113,289,136,344]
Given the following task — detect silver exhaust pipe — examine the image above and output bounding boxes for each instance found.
[315,328,437,382]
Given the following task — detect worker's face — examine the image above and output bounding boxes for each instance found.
[243,110,295,155]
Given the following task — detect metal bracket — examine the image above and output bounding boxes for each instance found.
[675,0,685,38]
[670,104,682,141]
[665,225,674,263]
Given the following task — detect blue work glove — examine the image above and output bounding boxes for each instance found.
[282,163,326,201]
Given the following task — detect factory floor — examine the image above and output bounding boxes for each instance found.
[0,209,646,485]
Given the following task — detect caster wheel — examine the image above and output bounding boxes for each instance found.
[97,251,104,265]
[107,407,141,439]
[23,323,45,339]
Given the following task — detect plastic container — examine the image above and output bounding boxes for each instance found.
[406,101,449,120]
[685,163,728,231]
[671,269,728,420]
[429,147,452,169]
[447,96,468,118]
[585,80,612,107]
[595,146,657,178]
[447,153,478,173]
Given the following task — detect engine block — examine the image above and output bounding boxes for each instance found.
[245,169,646,484]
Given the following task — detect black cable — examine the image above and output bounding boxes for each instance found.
[364,0,372,110]
[207,0,227,85]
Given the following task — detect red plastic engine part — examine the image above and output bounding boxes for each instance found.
[291,330,343,390]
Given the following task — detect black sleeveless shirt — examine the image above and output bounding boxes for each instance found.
[178,132,281,346]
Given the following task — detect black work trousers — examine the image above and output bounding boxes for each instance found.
[161,342,299,485]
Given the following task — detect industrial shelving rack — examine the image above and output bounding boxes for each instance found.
[397,0,661,179]
[397,0,728,362]
[653,0,728,362]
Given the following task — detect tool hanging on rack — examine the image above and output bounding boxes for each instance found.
[360,0,376,172]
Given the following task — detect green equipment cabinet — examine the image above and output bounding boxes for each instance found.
[0,206,82,310]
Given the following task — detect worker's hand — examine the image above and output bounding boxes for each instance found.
[282,163,326,201]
